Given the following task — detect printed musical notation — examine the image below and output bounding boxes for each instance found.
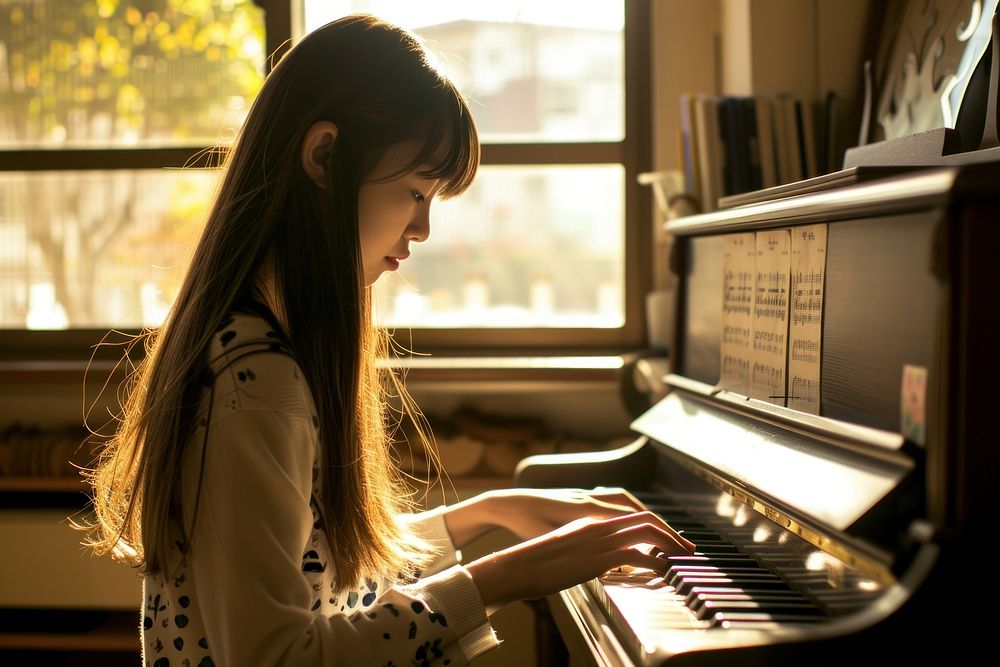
[749,229,791,405]
[789,375,819,404]
[717,225,828,411]
[722,355,749,387]
[787,223,827,414]
[720,233,755,395]
[790,338,819,363]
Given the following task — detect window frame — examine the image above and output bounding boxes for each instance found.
[0,0,651,362]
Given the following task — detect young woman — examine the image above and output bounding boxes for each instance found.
[84,15,693,667]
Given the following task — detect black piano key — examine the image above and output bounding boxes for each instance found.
[676,577,795,596]
[689,592,813,618]
[684,584,812,609]
[712,612,826,627]
[692,545,743,555]
[666,564,773,578]
[685,586,804,608]
[664,555,758,566]
[666,565,770,577]
[664,572,778,588]
[648,539,732,558]
[652,540,733,557]
[673,533,730,542]
[674,575,786,595]
[659,520,709,531]
[673,531,723,541]
[644,508,700,520]
[669,569,778,588]
[700,600,823,621]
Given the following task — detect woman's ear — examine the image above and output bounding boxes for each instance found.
[301,121,339,187]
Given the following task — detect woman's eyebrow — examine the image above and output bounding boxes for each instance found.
[414,167,442,182]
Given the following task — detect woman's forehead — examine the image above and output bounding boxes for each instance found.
[371,138,446,180]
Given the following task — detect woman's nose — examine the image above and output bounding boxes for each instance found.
[408,208,430,242]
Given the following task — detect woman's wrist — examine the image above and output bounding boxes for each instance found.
[475,488,519,534]
[442,490,512,549]
[466,551,511,615]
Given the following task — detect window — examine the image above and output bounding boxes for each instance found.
[0,0,651,353]
[303,1,650,349]
[0,0,267,335]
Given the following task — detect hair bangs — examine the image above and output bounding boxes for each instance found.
[403,82,479,199]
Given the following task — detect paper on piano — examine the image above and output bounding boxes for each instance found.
[787,224,828,414]
[750,229,791,405]
[720,233,755,395]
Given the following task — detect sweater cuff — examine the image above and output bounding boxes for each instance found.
[410,564,500,661]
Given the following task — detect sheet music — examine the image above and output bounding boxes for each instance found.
[750,229,790,405]
[788,224,828,414]
[720,233,755,395]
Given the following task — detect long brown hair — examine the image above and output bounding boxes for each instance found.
[83,15,479,586]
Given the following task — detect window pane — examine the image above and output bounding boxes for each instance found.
[301,1,624,143]
[0,166,624,331]
[0,0,265,148]
[0,166,625,331]
[0,169,220,329]
[374,165,625,329]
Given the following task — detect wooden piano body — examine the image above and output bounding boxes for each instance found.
[516,164,1000,664]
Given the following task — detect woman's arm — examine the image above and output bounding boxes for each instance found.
[436,488,697,616]
[436,491,506,548]
[466,509,692,615]
[440,487,695,550]
[184,360,499,666]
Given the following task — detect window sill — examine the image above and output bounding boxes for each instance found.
[0,354,638,385]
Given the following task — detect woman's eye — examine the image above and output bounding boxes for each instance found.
[411,188,426,204]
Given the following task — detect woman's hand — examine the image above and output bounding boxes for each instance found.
[444,487,696,615]
[492,488,696,549]
[466,509,694,614]
[443,487,695,551]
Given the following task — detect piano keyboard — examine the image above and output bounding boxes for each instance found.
[578,494,886,662]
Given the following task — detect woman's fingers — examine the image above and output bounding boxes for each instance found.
[590,487,645,511]
[469,509,699,610]
[584,492,696,552]
[628,552,675,573]
[594,518,694,557]
[587,499,641,517]
[587,510,696,553]
[615,521,689,553]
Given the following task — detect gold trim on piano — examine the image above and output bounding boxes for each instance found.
[669,452,897,588]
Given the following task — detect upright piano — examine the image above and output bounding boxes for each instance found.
[516,164,1000,664]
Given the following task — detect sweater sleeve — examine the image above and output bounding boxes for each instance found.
[184,402,499,666]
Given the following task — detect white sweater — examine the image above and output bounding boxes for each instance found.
[141,311,499,666]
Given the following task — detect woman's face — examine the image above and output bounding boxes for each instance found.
[357,141,441,286]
